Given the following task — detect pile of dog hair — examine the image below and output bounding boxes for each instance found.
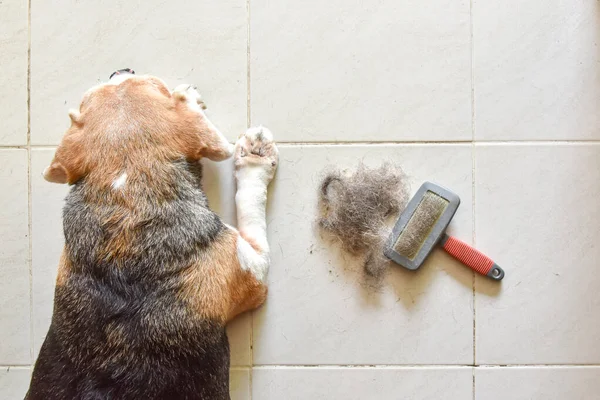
[317,162,409,282]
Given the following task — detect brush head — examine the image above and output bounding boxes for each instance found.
[384,182,460,270]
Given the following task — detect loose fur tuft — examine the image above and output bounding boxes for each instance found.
[317,162,409,280]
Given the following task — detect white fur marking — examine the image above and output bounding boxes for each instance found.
[237,236,269,282]
[235,172,269,251]
[234,127,277,281]
[111,172,127,190]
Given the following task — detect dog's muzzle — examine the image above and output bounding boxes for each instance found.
[109,68,135,80]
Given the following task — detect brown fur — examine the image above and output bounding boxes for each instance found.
[179,229,267,323]
[55,249,71,287]
[45,76,227,187]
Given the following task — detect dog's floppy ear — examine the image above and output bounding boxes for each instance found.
[43,111,88,184]
[172,89,234,162]
[192,115,234,162]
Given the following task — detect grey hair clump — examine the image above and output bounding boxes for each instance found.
[317,162,410,281]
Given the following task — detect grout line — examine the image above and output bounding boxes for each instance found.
[472,359,476,399]
[26,0,34,365]
[26,0,31,148]
[2,145,57,149]
[8,135,598,150]
[470,0,476,396]
[276,140,600,145]
[261,140,600,146]
[471,144,477,396]
[246,0,251,129]
[467,141,600,145]
[269,141,600,147]
[246,1,253,399]
[471,365,600,369]
[1,366,33,371]
[249,312,254,399]
[27,144,33,364]
[2,364,600,369]
[3,140,600,150]
[0,145,56,149]
[250,364,600,369]
[252,365,475,370]
[470,0,475,144]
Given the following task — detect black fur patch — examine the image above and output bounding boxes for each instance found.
[27,161,232,400]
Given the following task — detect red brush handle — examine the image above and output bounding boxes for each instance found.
[441,235,504,280]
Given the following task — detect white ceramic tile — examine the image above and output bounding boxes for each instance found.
[475,144,600,364]
[31,150,251,365]
[0,0,28,145]
[0,150,31,364]
[230,368,250,400]
[253,145,474,365]
[30,0,247,145]
[473,0,600,140]
[253,367,473,400]
[476,367,600,400]
[251,0,471,142]
[227,314,252,367]
[0,367,31,399]
[201,158,237,228]
[30,149,69,356]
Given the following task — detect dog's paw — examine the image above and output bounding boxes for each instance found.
[235,126,278,180]
[172,84,207,110]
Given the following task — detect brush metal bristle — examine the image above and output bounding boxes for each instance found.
[393,191,449,260]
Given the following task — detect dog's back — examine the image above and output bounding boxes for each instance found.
[28,162,231,400]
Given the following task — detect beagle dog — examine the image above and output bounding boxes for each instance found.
[26,70,278,400]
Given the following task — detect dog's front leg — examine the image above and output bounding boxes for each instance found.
[235,126,278,261]
[225,127,278,318]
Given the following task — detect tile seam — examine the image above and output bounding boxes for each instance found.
[27,0,34,367]
[246,0,251,129]
[247,0,253,399]
[250,364,600,369]
[470,0,476,396]
[4,140,600,150]
[3,364,598,368]
[471,144,477,396]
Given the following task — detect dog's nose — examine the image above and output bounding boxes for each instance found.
[109,68,135,80]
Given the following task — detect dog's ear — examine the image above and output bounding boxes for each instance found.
[172,90,234,162]
[192,115,234,162]
[43,111,88,184]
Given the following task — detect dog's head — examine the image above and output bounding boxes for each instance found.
[43,71,233,185]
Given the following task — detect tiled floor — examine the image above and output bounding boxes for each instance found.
[1,0,599,398]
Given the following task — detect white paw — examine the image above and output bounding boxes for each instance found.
[172,84,207,110]
[234,126,279,181]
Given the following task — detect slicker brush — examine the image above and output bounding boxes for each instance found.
[384,182,505,280]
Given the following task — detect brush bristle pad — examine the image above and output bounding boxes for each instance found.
[393,191,449,260]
